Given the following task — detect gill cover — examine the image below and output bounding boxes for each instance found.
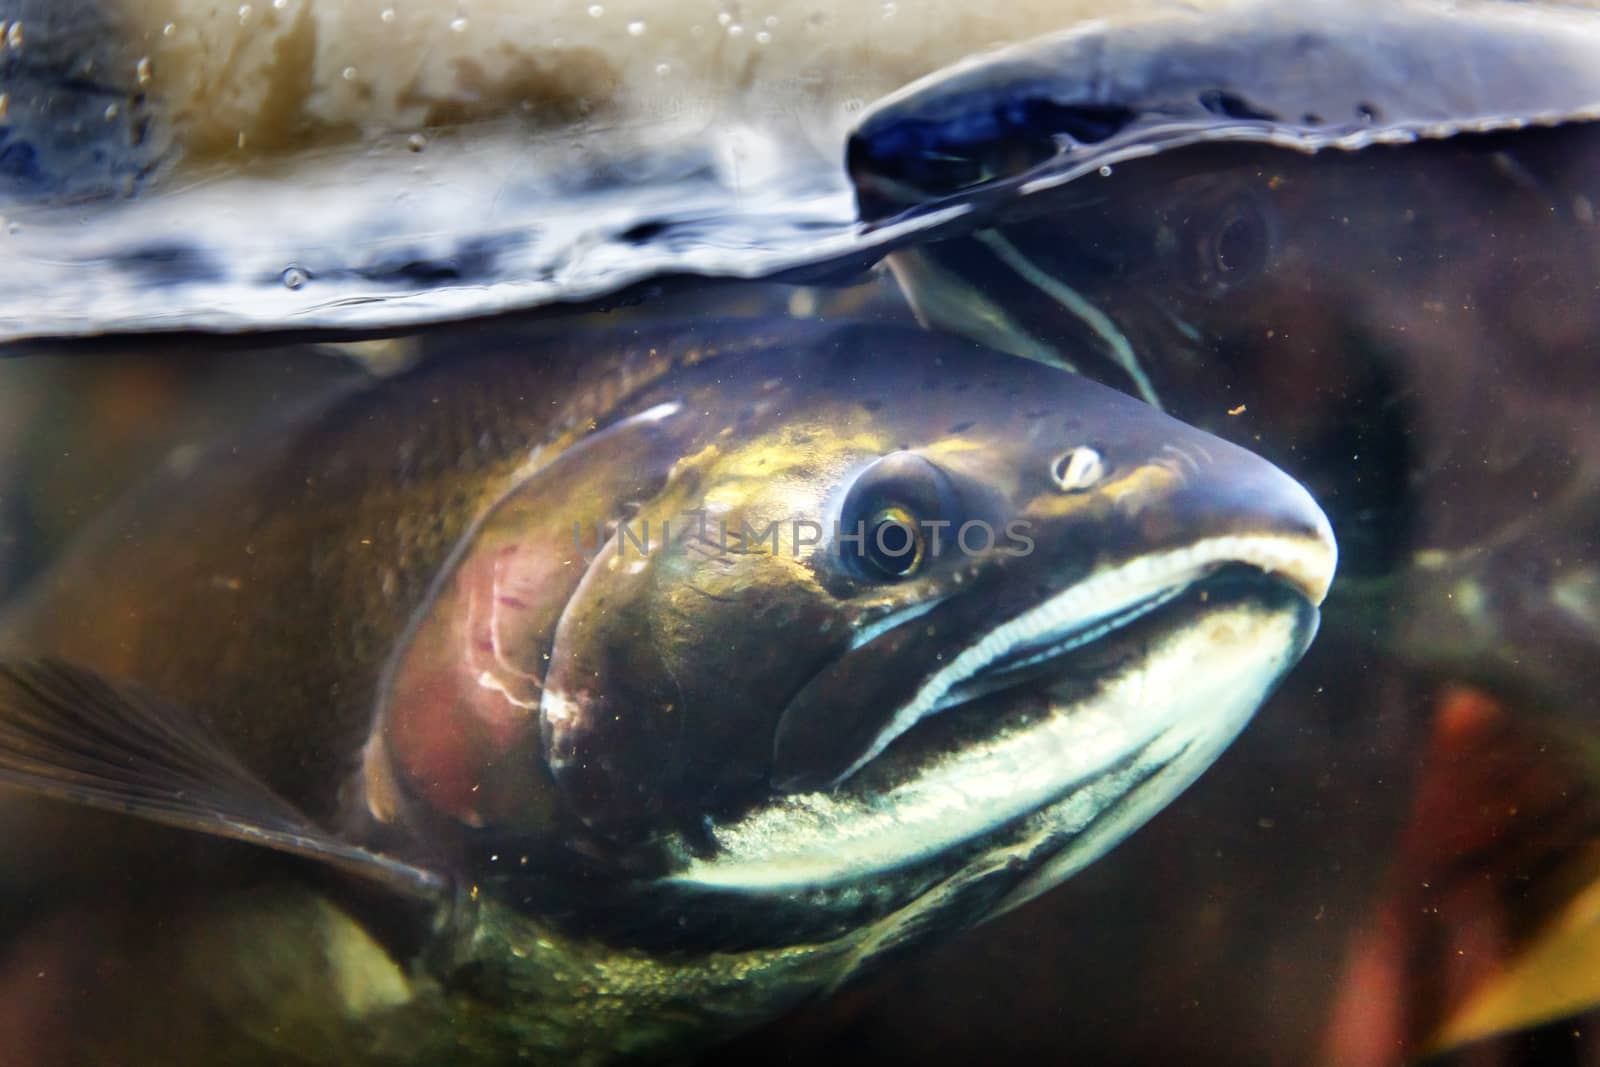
[370,401,696,834]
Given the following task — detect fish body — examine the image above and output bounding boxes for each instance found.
[0,317,1334,1063]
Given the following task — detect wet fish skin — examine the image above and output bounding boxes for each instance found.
[0,315,1334,1064]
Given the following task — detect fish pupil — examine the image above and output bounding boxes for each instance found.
[1215,213,1264,275]
[864,505,925,579]
[1182,191,1276,293]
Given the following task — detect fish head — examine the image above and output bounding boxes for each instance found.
[366,325,1333,967]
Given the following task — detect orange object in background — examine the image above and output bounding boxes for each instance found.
[1323,686,1600,1065]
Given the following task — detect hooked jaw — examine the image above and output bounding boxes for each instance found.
[770,425,1336,795]
[648,413,1337,932]
[830,529,1335,786]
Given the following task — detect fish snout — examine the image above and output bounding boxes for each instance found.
[1157,431,1339,607]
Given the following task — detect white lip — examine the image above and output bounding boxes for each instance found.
[668,586,1311,894]
[833,530,1336,784]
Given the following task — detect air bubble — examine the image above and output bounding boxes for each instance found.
[342,66,358,81]
[655,62,671,76]
[1098,165,1113,177]
[281,266,309,290]
[627,20,646,35]
[381,7,396,22]
[5,21,22,49]
[238,5,252,23]
[104,103,120,121]
[407,132,428,152]
[588,4,604,16]
[448,15,467,31]
[755,30,771,43]
[136,57,153,86]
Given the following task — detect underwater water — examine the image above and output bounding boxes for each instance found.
[4,2,1600,1066]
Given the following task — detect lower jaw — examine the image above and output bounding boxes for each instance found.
[664,576,1317,921]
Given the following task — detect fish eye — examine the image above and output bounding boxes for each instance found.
[837,451,958,583]
[1180,190,1277,294]
[1213,211,1267,275]
[862,505,927,579]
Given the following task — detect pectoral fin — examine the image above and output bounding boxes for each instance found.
[0,659,445,899]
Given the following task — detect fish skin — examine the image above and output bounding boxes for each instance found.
[0,315,1334,1064]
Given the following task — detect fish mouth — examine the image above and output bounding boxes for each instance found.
[657,532,1330,935]
[825,532,1334,786]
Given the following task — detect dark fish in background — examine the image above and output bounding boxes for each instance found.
[0,318,1334,1064]
[843,0,1600,1057]
[849,0,1600,690]
[859,124,1600,707]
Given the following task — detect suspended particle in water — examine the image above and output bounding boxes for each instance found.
[449,15,467,31]
[628,20,646,36]
[136,57,153,86]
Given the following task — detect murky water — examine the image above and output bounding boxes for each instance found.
[4,2,1600,1066]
